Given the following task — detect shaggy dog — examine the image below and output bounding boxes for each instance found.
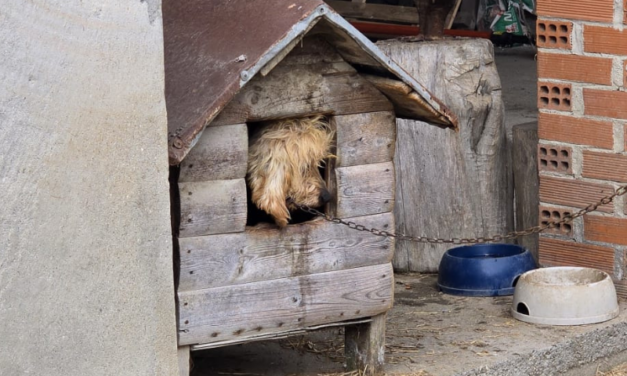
[247,116,334,227]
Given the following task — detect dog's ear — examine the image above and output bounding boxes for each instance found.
[249,167,291,228]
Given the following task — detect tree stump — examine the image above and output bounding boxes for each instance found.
[377,38,512,271]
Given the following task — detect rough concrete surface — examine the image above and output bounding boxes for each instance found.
[0,1,179,375]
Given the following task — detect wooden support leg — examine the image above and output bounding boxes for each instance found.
[178,346,191,376]
[414,0,457,39]
[512,122,539,264]
[345,313,387,375]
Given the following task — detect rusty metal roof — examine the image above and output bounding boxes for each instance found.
[163,0,458,165]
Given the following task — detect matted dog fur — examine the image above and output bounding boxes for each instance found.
[247,116,335,227]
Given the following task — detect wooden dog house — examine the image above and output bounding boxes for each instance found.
[163,1,457,374]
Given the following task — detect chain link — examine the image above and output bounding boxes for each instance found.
[296,184,627,244]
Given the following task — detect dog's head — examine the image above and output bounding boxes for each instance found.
[247,116,335,227]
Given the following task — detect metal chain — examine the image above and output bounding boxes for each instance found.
[296,184,627,245]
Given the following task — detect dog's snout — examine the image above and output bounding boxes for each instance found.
[319,189,332,204]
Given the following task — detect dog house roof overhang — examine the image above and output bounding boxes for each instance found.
[164,0,459,165]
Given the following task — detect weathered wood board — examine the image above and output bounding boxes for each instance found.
[178,179,247,238]
[177,346,190,376]
[377,38,512,271]
[178,212,395,291]
[334,111,396,168]
[512,122,539,262]
[211,61,392,126]
[309,20,383,68]
[335,162,395,218]
[362,74,451,125]
[275,36,345,66]
[178,124,248,182]
[177,263,394,346]
[345,313,387,375]
[326,0,419,24]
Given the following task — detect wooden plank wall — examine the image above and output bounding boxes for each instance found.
[330,111,397,219]
[334,111,396,168]
[178,263,394,346]
[178,124,248,238]
[178,213,394,291]
[178,124,248,182]
[211,61,392,126]
[177,37,398,348]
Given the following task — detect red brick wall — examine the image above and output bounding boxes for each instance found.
[536,0,627,297]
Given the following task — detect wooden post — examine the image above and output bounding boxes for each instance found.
[377,38,512,272]
[415,0,457,38]
[345,313,387,375]
[177,346,191,376]
[512,122,539,263]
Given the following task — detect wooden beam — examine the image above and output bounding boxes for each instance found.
[309,20,384,68]
[178,212,394,291]
[513,122,539,263]
[269,36,345,67]
[178,179,247,238]
[333,111,396,168]
[177,346,190,376]
[334,162,395,218]
[348,20,493,39]
[177,263,394,346]
[326,1,418,25]
[345,313,387,375]
[361,74,452,127]
[211,61,392,126]
[178,123,248,182]
[190,317,372,351]
[445,0,464,29]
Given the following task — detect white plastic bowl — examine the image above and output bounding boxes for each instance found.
[511,267,619,325]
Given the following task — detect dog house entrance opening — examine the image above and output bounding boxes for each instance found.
[246,116,334,227]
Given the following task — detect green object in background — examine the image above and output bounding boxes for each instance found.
[520,0,534,13]
[480,0,534,37]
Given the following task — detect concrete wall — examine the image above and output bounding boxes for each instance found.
[0,1,179,375]
[535,0,627,297]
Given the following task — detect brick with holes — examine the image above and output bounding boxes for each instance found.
[536,20,572,50]
[538,144,573,175]
[539,206,574,236]
[538,82,572,111]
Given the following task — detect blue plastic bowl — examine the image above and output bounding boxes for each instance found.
[437,244,537,297]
